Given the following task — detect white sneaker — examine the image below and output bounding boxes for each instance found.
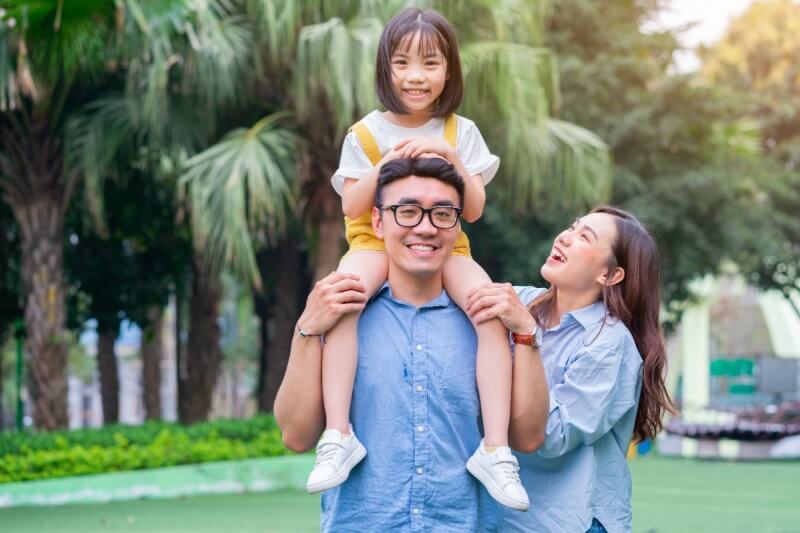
[306,428,367,494]
[466,440,530,511]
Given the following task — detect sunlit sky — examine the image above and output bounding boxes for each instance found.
[647,0,756,72]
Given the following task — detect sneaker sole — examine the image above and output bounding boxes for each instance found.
[466,456,530,512]
[306,442,367,494]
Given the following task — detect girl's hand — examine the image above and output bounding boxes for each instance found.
[465,283,537,335]
[379,148,403,167]
[394,137,455,160]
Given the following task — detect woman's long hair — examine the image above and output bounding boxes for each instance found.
[529,206,677,442]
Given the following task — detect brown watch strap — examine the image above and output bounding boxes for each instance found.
[512,332,535,346]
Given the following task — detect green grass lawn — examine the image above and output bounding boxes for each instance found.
[1,456,798,532]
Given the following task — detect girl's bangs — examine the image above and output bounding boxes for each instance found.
[394,25,450,58]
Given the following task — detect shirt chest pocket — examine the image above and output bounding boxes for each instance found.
[436,346,480,416]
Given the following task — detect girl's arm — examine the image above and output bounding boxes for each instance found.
[466,283,549,452]
[341,149,402,219]
[395,137,486,222]
[341,165,380,219]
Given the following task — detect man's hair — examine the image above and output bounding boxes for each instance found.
[375,158,465,207]
[375,8,463,118]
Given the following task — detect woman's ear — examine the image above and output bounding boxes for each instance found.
[601,266,625,287]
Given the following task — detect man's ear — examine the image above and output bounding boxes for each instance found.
[597,266,625,287]
[372,206,384,239]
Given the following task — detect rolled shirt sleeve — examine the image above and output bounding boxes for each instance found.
[538,334,639,459]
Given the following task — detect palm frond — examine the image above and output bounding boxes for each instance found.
[489,118,611,210]
[294,15,383,139]
[180,113,298,287]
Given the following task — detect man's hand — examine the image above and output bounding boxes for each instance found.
[296,272,368,336]
[465,283,537,335]
[394,136,455,160]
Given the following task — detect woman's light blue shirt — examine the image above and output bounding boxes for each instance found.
[500,287,643,533]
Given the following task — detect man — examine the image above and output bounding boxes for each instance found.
[274,158,548,531]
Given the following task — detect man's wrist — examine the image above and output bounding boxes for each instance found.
[296,322,324,339]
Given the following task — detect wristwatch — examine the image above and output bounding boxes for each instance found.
[512,325,541,348]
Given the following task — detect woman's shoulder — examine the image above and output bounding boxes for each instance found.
[513,286,546,306]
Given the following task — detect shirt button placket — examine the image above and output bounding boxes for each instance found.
[410,313,428,529]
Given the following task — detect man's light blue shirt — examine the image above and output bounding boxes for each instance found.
[321,284,497,532]
[499,287,644,533]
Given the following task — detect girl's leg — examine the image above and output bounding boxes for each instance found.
[443,255,511,447]
[322,250,389,434]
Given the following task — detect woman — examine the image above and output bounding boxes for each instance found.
[466,206,675,533]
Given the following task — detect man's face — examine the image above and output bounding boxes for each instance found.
[373,175,460,280]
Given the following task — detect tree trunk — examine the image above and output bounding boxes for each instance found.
[315,196,345,282]
[97,329,119,425]
[182,255,223,424]
[141,306,163,421]
[256,236,306,412]
[16,199,68,430]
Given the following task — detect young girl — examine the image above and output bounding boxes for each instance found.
[305,8,528,511]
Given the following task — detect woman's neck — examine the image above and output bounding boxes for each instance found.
[550,287,602,327]
[383,110,433,128]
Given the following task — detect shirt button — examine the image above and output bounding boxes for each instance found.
[411,508,421,515]
[415,344,423,351]
[416,467,424,475]
[416,425,424,433]
[416,385,423,392]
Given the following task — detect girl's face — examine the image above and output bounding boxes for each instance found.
[540,212,619,294]
[390,31,448,117]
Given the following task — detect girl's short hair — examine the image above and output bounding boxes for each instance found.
[375,8,463,118]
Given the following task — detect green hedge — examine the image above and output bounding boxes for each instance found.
[0,416,290,483]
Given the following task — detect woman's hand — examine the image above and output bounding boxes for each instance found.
[394,136,455,160]
[466,283,537,335]
[296,272,368,335]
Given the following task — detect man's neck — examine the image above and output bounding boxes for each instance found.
[386,267,444,307]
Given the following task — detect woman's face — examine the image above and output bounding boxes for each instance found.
[540,212,619,294]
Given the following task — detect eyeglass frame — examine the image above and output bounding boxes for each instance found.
[377,203,463,229]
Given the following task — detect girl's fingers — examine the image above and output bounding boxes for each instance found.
[394,138,412,149]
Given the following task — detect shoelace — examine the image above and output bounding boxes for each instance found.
[314,442,342,466]
[495,458,521,484]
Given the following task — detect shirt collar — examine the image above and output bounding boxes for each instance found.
[563,300,607,330]
[375,282,452,309]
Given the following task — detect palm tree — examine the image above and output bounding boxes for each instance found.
[0,0,127,429]
[0,0,257,427]
[68,0,296,423]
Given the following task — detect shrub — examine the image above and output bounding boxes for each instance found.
[0,415,289,483]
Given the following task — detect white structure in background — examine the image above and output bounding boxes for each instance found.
[661,275,800,459]
[66,294,256,428]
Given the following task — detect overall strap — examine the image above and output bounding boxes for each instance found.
[443,113,458,147]
[350,114,459,165]
[349,122,382,166]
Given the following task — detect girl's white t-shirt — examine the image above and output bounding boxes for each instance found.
[331,110,500,196]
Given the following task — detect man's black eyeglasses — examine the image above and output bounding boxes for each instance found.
[379,204,462,229]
